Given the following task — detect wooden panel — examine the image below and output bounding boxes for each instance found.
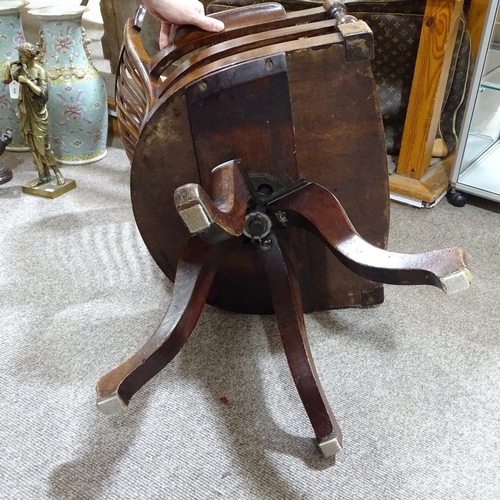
[131,92,199,280]
[396,0,463,181]
[287,44,389,311]
[187,53,298,192]
[131,35,389,313]
[467,0,491,58]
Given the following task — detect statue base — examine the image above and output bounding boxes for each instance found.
[0,165,13,185]
[22,177,77,199]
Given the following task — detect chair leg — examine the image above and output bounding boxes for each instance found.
[269,183,472,294]
[258,231,342,457]
[96,236,236,414]
[174,159,252,244]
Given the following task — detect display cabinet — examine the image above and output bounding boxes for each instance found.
[449,0,500,205]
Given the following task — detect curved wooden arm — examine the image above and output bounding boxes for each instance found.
[173,3,287,45]
[159,19,336,94]
[148,5,328,77]
[115,18,157,159]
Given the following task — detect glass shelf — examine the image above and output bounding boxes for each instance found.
[461,131,494,170]
[482,57,500,90]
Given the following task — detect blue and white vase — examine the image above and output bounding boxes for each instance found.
[28,5,107,164]
[0,0,29,151]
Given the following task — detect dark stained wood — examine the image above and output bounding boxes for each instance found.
[158,33,341,100]
[187,53,298,194]
[285,41,389,310]
[103,5,471,457]
[159,19,338,95]
[116,7,339,161]
[96,236,237,410]
[149,6,328,77]
[132,31,388,313]
[131,91,199,280]
[174,159,252,243]
[116,18,159,159]
[174,2,287,43]
[259,231,342,443]
[269,182,470,291]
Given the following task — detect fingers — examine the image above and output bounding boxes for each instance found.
[144,0,225,41]
[159,21,171,49]
[144,0,226,48]
[186,1,224,32]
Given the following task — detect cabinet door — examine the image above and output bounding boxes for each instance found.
[451,0,500,201]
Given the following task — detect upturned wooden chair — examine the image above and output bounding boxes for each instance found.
[97,1,471,457]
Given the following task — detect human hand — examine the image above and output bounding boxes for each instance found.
[142,0,225,49]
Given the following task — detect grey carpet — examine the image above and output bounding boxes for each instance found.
[1,140,499,500]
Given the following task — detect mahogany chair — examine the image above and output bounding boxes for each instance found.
[97,1,471,457]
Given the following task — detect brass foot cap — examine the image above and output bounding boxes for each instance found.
[441,268,472,294]
[96,394,128,415]
[318,435,342,457]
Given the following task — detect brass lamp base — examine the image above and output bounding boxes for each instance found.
[22,177,76,199]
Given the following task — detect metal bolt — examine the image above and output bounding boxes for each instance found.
[198,81,208,92]
[275,211,288,224]
[261,237,273,251]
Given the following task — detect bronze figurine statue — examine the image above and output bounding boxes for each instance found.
[3,42,66,189]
